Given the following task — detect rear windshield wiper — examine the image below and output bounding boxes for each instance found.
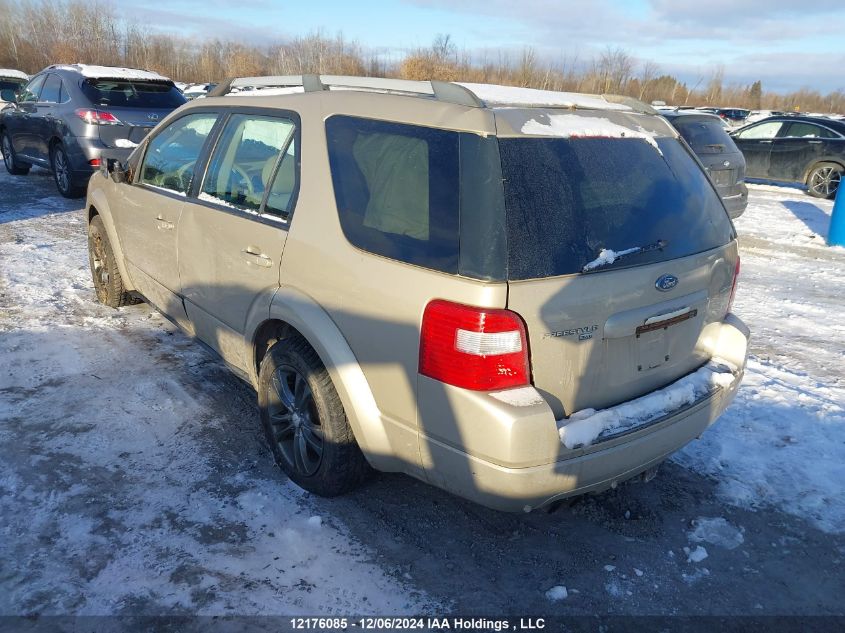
[582,240,668,272]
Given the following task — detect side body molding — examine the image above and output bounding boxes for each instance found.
[263,285,410,473]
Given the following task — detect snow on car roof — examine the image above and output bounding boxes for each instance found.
[457,83,632,111]
[50,64,171,82]
[0,69,28,81]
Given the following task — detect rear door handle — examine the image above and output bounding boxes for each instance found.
[240,247,272,268]
[155,215,174,230]
[808,140,823,144]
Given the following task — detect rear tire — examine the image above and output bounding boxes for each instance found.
[88,215,137,308]
[51,143,86,198]
[258,336,371,497]
[1,130,31,175]
[806,162,842,199]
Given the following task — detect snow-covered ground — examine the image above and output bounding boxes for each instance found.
[675,185,845,533]
[1,168,843,616]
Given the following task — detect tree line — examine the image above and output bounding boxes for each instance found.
[1,0,843,114]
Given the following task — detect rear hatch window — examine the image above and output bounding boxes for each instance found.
[500,136,734,280]
[80,79,186,109]
[671,117,736,153]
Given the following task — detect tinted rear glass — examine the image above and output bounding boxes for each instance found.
[80,79,186,108]
[672,118,735,153]
[0,79,25,92]
[500,137,734,280]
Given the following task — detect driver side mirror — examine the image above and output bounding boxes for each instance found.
[105,158,129,184]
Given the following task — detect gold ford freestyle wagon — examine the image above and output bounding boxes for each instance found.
[86,75,749,512]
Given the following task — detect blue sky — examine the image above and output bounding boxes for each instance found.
[125,0,845,94]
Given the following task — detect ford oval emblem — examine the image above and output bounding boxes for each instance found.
[655,274,678,292]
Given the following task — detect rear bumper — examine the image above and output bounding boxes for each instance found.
[721,182,748,219]
[420,314,750,512]
[65,137,108,179]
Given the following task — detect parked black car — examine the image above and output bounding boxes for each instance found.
[0,64,186,197]
[661,110,748,218]
[730,116,845,199]
[696,107,750,127]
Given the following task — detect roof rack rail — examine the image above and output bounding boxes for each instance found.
[601,94,657,115]
[207,74,484,108]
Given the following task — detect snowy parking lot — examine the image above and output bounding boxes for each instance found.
[1,168,843,618]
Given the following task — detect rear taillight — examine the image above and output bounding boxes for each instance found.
[419,299,530,391]
[75,109,123,126]
[88,158,101,167]
[727,256,740,313]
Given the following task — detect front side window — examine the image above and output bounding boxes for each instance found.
[139,113,218,194]
[325,115,460,273]
[735,121,783,140]
[19,75,45,103]
[201,114,296,213]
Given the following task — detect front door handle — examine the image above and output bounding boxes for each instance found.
[240,247,272,268]
[155,215,174,230]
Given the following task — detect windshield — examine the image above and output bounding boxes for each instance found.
[80,79,186,108]
[500,137,734,280]
[672,118,735,153]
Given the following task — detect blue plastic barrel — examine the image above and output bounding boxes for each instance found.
[828,180,845,247]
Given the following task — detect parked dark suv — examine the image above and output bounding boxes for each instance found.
[661,110,748,218]
[0,64,186,197]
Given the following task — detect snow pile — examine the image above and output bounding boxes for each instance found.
[459,83,630,110]
[582,247,642,272]
[689,517,744,550]
[545,586,568,601]
[521,114,662,153]
[684,546,709,563]
[52,64,170,82]
[558,360,738,449]
[0,68,28,80]
[113,139,138,149]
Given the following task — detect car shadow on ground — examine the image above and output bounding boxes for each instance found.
[780,200,832,239]
[0,167,80,223]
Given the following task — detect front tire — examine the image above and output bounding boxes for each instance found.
[806,162,842,199]
[1,130,31,175]
[51,143,85,198]
[258,336,370,497]
[88,215,136,308]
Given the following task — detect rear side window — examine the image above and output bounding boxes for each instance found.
[500,137,734,280]
[672,118,735,153]
[201,114,296,215]
[784,122,839,139]
[326,116,460,274]
[39,75,63,104]
[80,79,186,109]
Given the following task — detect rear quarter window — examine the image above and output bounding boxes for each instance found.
[325,115,460,274]
[500,137,734,280]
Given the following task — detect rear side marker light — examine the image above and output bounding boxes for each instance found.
[419,299,530,391]
[88,158,101,167]
[75,109,123,126]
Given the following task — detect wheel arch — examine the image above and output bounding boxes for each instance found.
[802,158,845,184]
[87,188,135,292]
[252,287,398,471]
